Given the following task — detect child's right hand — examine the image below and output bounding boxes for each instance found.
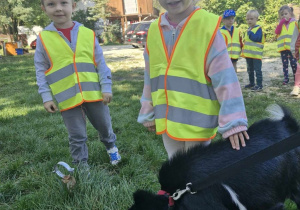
[147,125,156,132]
[44,101,58,113]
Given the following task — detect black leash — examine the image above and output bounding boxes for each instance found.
[172,132,300,200]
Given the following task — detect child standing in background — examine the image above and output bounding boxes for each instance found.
[275,5,299,85]
[220,9,243,72]
[241,10,265,92]
[34,0,121,169]
[137,0,249,159]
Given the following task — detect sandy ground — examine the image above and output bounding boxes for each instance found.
[102,45,294,94]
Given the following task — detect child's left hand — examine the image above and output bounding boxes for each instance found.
[102,92,112,105]
[228,131,250,150]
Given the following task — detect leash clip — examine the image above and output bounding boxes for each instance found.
[172,182,197,200]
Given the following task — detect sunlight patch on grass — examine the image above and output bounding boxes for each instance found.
[0,106,44,118]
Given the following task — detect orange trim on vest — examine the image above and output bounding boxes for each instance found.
[39,33,53,74]
[60,99,102,112]
[158,15,170,63]
[156,130,216,141]
[204,16,222,82]
[157,9,202,139]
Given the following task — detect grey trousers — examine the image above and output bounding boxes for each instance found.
[61,102,116,163]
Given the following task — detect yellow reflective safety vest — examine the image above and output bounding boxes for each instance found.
[147,9,221,141]
[277,21,298,52]
[220,27,241,59]
[39,26,102,112]
[241,26,265,60]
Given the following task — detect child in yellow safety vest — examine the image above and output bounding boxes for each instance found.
[34,0,121,170]
[137,0,249,159]
[241,10,265,92]
[220,9,243,73]
[275,5,299,85]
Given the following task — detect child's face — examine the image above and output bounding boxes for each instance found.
[246,13,257,28]
[159,0,194,20]
[280,9,292,20]
[42,0,76,28]
[222,16,235,28]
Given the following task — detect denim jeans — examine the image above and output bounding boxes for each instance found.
[246,58,263,87]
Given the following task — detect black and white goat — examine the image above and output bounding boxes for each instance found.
[129,105,300,210]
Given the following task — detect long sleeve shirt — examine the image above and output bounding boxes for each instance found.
[138,11,248,139]
[247,25,263,43]
[275,18,296,35]
[34,21,112,103]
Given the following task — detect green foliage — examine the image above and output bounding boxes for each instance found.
[262,42,279,57]
[199,0,300,42]
[72,9,96,30]
[0,0,33,40]
[23,0,50,28]
[102,20,122,44]
[88,0,109,20]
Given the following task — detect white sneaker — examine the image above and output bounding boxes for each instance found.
[290,86,299,96]
[107,146,121,165]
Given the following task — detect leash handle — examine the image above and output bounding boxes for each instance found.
[53,161,74,178]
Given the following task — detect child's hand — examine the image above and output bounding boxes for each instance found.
[228,131,249,150]
[102,92,112,105]
[147,125,156,132]
[44,101,58,113]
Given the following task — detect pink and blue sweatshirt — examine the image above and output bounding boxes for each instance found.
[137,10,248,139]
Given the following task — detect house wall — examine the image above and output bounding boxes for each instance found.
[107,0,124,16]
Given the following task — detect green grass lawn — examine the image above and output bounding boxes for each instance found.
[263,42,279,58]
[0,45,300,209]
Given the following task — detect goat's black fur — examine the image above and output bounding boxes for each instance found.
[129,105,300,210]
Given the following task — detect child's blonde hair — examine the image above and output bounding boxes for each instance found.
[247,10,259,19]
[278,5,295,18]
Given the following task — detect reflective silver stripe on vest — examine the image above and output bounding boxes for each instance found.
[242,49,263,56]
[229,43,240,48]
[76,63,97,72]
[151,75,217,100]
[277,34,292,41]
[244,42,264,49]
[54,82,101,103]
[154,104,218,128]
[229,51,241,55]
[46,63,96,85]
[277,42,291,48]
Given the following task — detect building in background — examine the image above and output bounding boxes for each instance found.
[107,0,159,35]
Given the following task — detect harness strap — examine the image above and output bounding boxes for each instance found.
[157,190,174,207]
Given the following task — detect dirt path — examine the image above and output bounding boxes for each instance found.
[237,57,283,87]
[102,45,292,92]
